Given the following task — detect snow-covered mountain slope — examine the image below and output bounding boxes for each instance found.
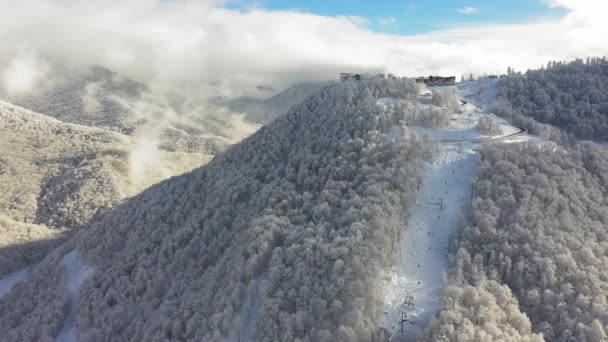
[0,78,438,342]
[224,82,324,124]
[0,101,131,276]
[0,100,238,276]
[457,79,499,110]
[376,88,533,340]
[55,250,93,342]
[0,100,130,229]
[0,65,144,133]
[0,216,66,276]
[495,59,608,141]
[0,64,260,156]
[426,140,608,341]
[0,266,30,298]
[380,143,478,339]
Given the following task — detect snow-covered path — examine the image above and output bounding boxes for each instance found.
[381,143,477,340]
[0,267,30,298]
[377,88,531,340]
[55,250,93,342]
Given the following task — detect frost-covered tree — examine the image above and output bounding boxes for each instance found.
[432,86,461,113]
[0,100,223,276]
[413,106,451,129]
[424,274,543,342]
[495,57,608,141]
[429,141,608,341]
[477,115,503,136]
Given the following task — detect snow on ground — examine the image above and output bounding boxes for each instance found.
[410,100,523,143]
[381,143,477,339]
[456,79,499,110]
[55,250,93,342]
[377,97,409,110]
[377,88,531,341]
[0,267,30,298]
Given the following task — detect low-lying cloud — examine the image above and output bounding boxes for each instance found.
[1,47,50,96]
[0,0,606,98]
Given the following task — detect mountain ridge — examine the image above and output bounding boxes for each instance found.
[0,78,435,342]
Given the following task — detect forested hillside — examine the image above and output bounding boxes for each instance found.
[494,58,608,141]
[0,78,437,341]
[0,65,144,133]
[0,100,227,277]
[0,101,131,275]
[427,142,608,341]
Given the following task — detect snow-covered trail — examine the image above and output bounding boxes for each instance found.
[381,143,477,339]
[0,267,30,298]
[377,87,532,340]
[55,250,93,342]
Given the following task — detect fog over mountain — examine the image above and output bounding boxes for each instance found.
[0,64,144,133]
[0,62,259,146]
[223,82,324,124]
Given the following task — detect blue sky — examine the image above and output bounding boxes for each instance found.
[227,0,567,34]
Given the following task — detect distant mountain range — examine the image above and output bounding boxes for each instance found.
[0,65,259,278]
[0,65,144,134]
[221,81,324,124]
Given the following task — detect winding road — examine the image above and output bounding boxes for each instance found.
[439,126,527,143]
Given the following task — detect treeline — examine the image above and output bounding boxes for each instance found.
[495,57,608,141]
[427,142,608,341]
[0,78,437,341]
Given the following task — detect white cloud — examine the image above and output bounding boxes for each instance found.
[1,47,50,96]
[458,7,480,14]
[0,0,606,98]
[378,17,397,25]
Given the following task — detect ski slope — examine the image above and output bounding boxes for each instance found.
[377,87,532,340]
[55,250,94,342]
[381,143,477,339]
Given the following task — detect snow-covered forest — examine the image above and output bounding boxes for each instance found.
[427,141,608,341]
[0,64,261,278]
[2,53,608,341]
[0,64,259,151]
[2,0,608,339]
[0,78,440,341]
[495,58,608,141]
[0,99,242,277]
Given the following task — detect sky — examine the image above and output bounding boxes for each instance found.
[0,0,607,98]
[228,0,567,34]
